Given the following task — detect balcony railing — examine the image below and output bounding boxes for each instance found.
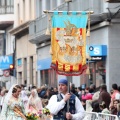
[0,5,14,14]
[29,15,50,44]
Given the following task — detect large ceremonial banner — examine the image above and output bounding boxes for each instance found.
[51,11,88,76]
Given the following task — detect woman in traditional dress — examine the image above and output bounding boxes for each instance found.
[26,89,43,115]
[0,84,26,120]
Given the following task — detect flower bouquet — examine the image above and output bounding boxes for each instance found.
[41,108,52,119]
[26,108,52,120]
[42,108,50,115]
[25,112,39,120]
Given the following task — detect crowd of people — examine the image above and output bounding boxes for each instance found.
[0,81,119,120]
[79,83,120,117]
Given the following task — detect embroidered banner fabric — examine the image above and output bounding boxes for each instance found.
[51,11,88,76]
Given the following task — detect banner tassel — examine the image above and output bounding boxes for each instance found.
[45,11,51,35]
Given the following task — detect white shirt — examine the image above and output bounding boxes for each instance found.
[46,93,85,120]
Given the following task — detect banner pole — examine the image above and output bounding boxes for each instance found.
[43,10,94,14]
[66,1,72,119]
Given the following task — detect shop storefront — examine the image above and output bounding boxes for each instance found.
[81,45,107,88]
[37,45,58,87]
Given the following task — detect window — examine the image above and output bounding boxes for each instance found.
[17,59,22,66]
[30,56,33,85]
[24,58,27,81]
[0,0,14,14]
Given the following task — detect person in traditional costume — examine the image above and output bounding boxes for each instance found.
[0,84,26,120]
[46,79,85,120]
[26,89,43,116]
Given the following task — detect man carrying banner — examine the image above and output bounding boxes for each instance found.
[46,78,85,120]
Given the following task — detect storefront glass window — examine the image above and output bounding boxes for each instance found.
[81,61,106,88]
[40,69,58,87]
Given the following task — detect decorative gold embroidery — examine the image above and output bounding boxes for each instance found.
[56,20,84,64]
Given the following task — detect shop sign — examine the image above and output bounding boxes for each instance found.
[87,45,107,56]
[0,56,13,70]
[37,57,51,70]
[90,56,103,61]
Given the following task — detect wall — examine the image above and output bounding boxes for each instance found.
[89,26,109,89]
[90,22,120,91]
[16,35,36,58]
[16,34,37,86]
[14,0,35,27]
[108,23,120,91]
[0,14,14,22]
[6,25,15,55]
[37,45,51,60]
[13,0,37,86]
[90,27,109,45]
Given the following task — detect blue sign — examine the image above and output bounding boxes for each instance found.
[37,57,51,70]
[0,56,13,70]
[86,45,107,56]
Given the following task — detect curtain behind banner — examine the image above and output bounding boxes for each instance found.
[51,11,88,76]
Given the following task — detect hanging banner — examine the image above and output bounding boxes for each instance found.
[51,11,88,76]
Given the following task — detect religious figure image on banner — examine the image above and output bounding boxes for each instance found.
[51,11,88,76]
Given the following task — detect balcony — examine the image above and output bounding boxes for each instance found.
[29,15,50,44]
[105,0,120,3]
[0,5,14,30]
[29,0,105,44]
[0,5,14,14]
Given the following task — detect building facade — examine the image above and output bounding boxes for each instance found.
[29,0,120,91]
[0,0,15,88]
[10,0,37,87]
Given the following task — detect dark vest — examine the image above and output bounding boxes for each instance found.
[53,94,76,120]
